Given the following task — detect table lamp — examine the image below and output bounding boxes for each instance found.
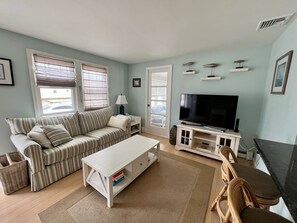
[115,94,128,115]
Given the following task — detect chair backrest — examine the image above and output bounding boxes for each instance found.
[220,146,239,182]
[228,177,260,223]
[220,146,238,163]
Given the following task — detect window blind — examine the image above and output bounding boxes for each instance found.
[33,54,76,87]
[82,64,109,110]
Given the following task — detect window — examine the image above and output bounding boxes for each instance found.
[39,88,74,114]
[28,50,110,117]
[82,64,109,111]
[32,54,76,115]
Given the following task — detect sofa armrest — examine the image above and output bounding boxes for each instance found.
[10,134,45,173]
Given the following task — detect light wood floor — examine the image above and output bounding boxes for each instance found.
[0,133,251,223]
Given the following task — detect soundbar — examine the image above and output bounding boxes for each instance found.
[181,121,202,126]
[181,121,226,132]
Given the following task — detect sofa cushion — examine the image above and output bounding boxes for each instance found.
[36,113,81,137]
[57,113,81,137]
[241,207,291,223]
[42,135,98,165]
[42,124,73,147]
[36,116,59,126]
[86,126,128,145]
[27,125,52,149]
[6,117,36,135]
[78,107,113,134]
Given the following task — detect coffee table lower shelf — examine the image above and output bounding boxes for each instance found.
[82,138,160,208]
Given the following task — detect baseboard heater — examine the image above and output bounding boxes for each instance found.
[237,150,254,160]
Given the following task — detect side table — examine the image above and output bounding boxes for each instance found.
[130,115,141,136]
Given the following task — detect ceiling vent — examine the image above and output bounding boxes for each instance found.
[256,13,295,31]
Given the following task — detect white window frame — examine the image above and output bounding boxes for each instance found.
[26,49,109,117]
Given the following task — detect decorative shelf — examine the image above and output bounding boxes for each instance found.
[183,62,196,75]
[230,60,249,73]
[183,71,196,75]
[201,76,222,81]
[203,63,220,78]
[230,68,249,72]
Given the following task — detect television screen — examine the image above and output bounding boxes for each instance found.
[179,94,238,129]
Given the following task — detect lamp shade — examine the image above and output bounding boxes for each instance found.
[115,94,128,105]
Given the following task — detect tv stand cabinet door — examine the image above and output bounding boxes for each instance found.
[216,135,236,155]
[176,127,193,148]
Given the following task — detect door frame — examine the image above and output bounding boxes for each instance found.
[145,64,173,138]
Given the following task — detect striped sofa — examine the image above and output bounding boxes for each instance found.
[6,107,130,191]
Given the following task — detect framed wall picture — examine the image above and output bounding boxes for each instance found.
[271,51,293,94]
[0,58,14,86]
[133,78,141,87]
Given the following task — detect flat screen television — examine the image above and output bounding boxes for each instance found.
[179,94,238,130]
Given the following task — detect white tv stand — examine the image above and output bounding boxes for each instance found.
[175,124,241,161]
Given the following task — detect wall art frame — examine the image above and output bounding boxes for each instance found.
[0,58,14,86]
[133,78,141,87]
[271,50,293,94]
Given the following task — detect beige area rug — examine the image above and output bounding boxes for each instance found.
[38,151,215,223]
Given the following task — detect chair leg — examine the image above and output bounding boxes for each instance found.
[211,183,233,223]
[210,184,227,211]
[224,209,232,223]
[216,195,230,223]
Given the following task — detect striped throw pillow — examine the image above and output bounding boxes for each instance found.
[42,124,72,147]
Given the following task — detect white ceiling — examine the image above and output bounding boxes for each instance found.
[0,0,297,64]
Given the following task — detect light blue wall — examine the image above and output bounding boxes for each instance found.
[0,28,128,153]
[128,46,272,147]
[257,19,297,144]
[4,21,294,154]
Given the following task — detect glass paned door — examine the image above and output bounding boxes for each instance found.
[146,65,172,137]
[150,72,167,127]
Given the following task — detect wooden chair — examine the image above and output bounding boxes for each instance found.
[228,177,291,223]
[210,146,280,223]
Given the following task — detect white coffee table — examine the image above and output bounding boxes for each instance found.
[82,135,160,207]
